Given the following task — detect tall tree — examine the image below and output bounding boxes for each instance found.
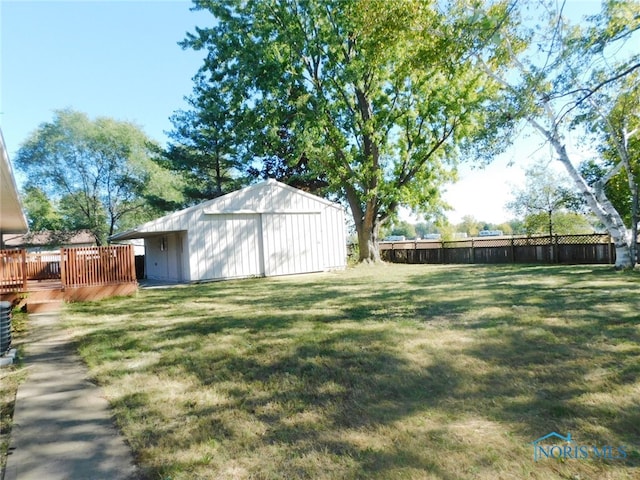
[481,0,640,268]
[456,215,483,237]
[21,186,63,231]
[414,221,438,239]
[176,0,516,261]
[521,211,595,235]
[580,71,640,264]
[168,74,329,199]
[507,164,585,237]
[15,109,182,245]
[165,86,246,203]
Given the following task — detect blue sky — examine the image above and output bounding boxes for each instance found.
[0,0,612,224]
[1,0,209,156]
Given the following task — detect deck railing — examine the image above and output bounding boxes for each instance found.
[61,245,136,287]
[0,245,137,296]
[0,249,28,293]
[25,252,62,280]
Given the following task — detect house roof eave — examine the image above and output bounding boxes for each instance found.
[0,129,28,235]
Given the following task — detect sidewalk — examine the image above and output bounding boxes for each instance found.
[4,312,139,480]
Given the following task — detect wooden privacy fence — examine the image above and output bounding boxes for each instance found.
[380,234,623,265]
[1,245,137,298]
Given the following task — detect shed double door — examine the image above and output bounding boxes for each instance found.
[260,213,322,277]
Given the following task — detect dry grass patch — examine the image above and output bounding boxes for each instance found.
[0,310,28,477]
[64,264,640,479]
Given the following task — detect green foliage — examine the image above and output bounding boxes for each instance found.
[390,221,417,240]
[166,91,248,203]
[506,218,525,235]
[495,222,513,235]
[21,186,63,231]
[456,215,483,237]
[177,0,517,260]
[507,164,584,237]
[579,71,640,230]
[413,222,436,239]
[446,216,510,237]
[576,0,640,55]
[523,211,595,235]
[58,192,107,239]
[436,221,457,242]
[15,109,183,244]
[580,159,633,224]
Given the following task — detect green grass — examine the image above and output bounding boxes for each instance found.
[0,310,28,476]
[64,264,640,479]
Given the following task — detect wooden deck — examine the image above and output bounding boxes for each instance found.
[21,280,65,313]
[1,245,138,312]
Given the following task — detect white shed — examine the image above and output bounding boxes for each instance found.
[110,179,347,282]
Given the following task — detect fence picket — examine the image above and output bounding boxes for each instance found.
[60,245,136,287]
[0,249,27,293]
[1,245,136,294]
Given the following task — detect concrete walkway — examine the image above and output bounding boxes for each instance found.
[4,312,139,480]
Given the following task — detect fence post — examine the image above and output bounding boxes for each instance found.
[60,248,66,287]
[471,238,475,264]
[442,240,446,264]
[511,236,515,263]
[128,244,136,282]
[609,235,614,264]
[21,249,27,291]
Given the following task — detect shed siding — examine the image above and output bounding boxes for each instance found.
[124,180,346,282]
[262,213,322,276]
[145,232,186,282]
[189,214,262,281]
[321,205,347,269]
[145,237,165,281]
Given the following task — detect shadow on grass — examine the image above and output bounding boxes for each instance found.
[66,264,640,478]
[93,325,470,479]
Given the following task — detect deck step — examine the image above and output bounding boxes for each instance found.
[27,300,64,314]
[26,288,65,303]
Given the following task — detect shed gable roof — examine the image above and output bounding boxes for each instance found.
[110,179,341,241]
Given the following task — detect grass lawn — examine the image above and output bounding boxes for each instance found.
[64,264,640,479]
[0,310,27,475]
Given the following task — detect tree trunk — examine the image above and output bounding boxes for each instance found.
[530,120,633,269]
[558,152,632,269]
[632,193,638,266]
[344,184,382,263]
[613,242,633,268]
[624,162,638,266]
[356,212,382,263]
